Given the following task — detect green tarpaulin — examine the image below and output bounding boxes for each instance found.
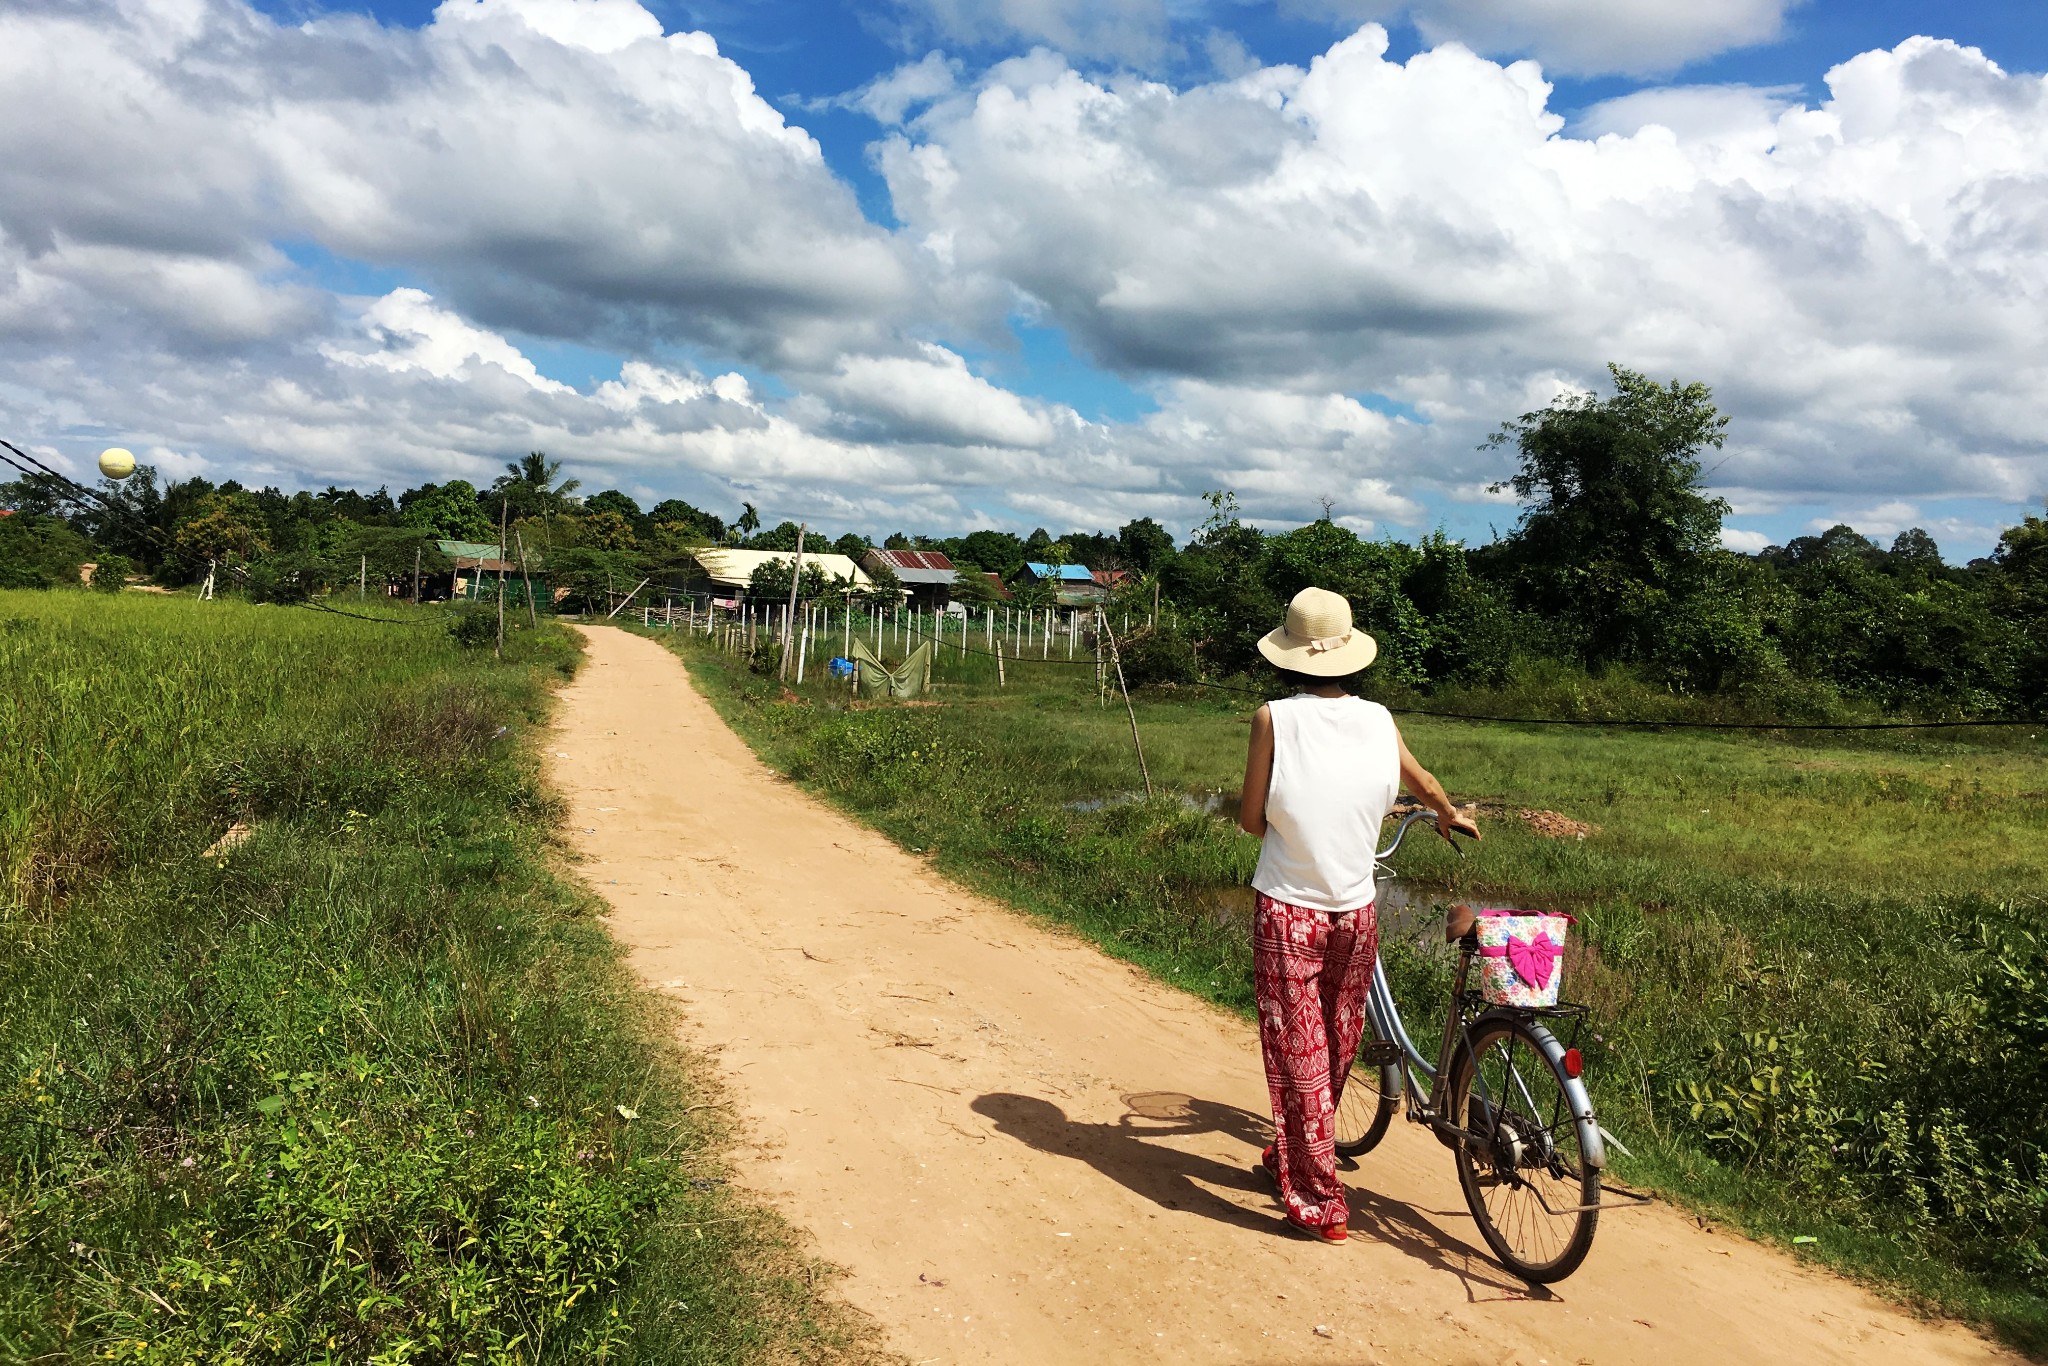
[848,638,933,699]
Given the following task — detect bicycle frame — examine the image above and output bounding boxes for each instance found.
[1365,811,1606,1171]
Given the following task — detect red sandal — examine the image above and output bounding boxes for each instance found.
[1288,1216,1349,1244]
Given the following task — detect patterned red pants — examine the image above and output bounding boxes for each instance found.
[1253,892,1379,1230]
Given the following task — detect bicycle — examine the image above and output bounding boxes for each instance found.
[1333,809,1608,1282]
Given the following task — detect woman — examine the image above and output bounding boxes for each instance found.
[1237,586,1479,1243]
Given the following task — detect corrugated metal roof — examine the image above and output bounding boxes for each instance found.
[437,539,503,561]
[864,548,956,584]
[871,548,955,571]
[1024,562,1096,582]
[691,547,873,589]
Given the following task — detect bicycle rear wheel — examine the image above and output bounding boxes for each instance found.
[1447,1016,1600,1282]
[1333,1035,1401,1158]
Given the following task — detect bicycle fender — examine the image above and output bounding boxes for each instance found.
[1529,1018,1605,1170]
[1472,1011,1606,1171]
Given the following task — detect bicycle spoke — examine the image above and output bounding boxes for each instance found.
[1456,1020,1599,1280]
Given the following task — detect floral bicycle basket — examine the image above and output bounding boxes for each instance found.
[1473,909,1575,1008]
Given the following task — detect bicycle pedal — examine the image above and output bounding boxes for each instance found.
[1357,1040,1401,1067]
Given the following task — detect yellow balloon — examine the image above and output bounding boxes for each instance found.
[98,447,136,480]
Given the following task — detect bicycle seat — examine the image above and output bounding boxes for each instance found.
[1445,903,1478,943]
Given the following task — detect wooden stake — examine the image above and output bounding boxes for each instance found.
[494,504,507,658]
[1098,609,1151,797]
[412,545,422,604]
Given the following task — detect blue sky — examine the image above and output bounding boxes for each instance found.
[3,0,2045,557]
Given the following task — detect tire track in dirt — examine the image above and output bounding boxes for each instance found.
[551,624,2016,1365]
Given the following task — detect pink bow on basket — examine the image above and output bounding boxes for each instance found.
[1505,934,1560,989]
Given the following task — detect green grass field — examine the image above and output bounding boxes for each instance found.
[651,616,2048,1355]
[1,593,887,1365]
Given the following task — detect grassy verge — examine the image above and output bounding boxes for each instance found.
[1,593,888,1364]
[644,620,2048,1357]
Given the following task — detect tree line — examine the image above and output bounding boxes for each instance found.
[4,366,2045,716]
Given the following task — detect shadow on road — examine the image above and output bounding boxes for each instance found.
[972,1091,1279,1235]
[971,1089,1555,1302]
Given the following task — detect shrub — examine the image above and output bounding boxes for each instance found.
[87,553,134,593]
[447,604,499,649]
[1114,621,1199,688]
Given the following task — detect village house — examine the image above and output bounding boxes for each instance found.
[1017,561,1107,607]
[687,546,872,606]
[862,548,957,611]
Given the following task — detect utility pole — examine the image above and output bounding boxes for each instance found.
[412,545,422,604]
[515,526,538,628]
[359,553,367,601]
[778,522,807,681]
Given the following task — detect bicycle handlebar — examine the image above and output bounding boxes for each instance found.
[1374,807,1469,863]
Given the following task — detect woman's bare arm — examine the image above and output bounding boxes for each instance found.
[1396,728,1480,843]
[1238,704,1274,837]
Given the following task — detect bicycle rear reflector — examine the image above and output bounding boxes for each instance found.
[1562,1047,1584,1078]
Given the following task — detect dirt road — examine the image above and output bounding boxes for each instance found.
[551,625,2014,1365]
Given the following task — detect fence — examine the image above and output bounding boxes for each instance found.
[632,592,1166,695]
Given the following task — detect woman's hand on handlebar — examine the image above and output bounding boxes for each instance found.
[1438,807,1481,844]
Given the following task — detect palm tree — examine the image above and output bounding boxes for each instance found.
[731,501,761,545]
[493,451,581,549]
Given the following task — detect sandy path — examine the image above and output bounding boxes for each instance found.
[551,625,2015,1365]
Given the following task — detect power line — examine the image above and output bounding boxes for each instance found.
[0,439,166,544]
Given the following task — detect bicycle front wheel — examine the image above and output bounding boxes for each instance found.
[1447,1016,1600,1282]
[1333,1034,1400,1158]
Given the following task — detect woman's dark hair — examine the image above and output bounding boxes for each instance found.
[1271,665,1364,692]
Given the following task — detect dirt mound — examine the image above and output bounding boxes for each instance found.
[1519,808,1598,839]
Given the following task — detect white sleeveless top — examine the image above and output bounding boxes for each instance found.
[1250,694,1400,913]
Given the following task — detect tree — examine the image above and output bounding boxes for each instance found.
[832,532,871,560]
[732,502,761,543]
[1989,505,2048,710]
[491,452,580,524]
[859,556,902,605]
[398,480,494,541]
[579,510,639,551]
[956,529,1025,579]
[649,497,724,542]
[1117,517,1176,574]
[584,489,642,521]
[746,557,829,602]
[1162,490,1276,676]
[749,520,802,551]
[1263,519,1429,686]
[0,512,92,589]
[170,493,269,577]
[1891,527,1943,569]
[1488,364,1731,662]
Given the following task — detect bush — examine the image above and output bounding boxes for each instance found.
[87,553,134,593]
[0,513,90,589]
[447,605,499,649]
[1114,621,1199,688]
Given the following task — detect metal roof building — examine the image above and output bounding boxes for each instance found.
[863,548,958,586]
[689,547,872,592]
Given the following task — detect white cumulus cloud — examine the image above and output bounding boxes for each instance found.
[882,30,2048,522]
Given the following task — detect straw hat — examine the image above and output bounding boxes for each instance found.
[1257,587,1379,676]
